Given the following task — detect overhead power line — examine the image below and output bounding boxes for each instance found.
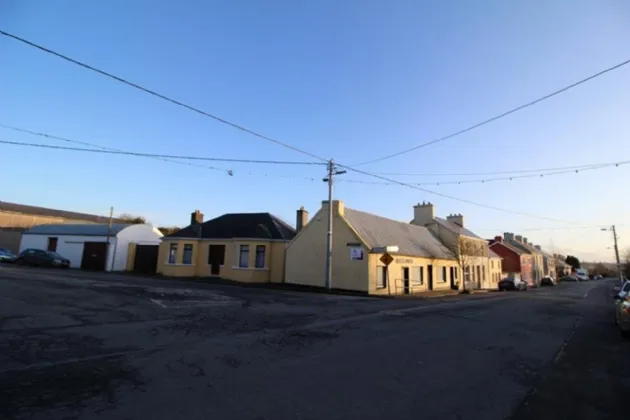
[0,139,327,166]
[0,29,328,163]
[336,163,584,224]
[339,160,629,186]
[352,58,630,167]
[369,160,630,177]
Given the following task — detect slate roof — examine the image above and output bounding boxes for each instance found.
[343,207,455,259]
[507,240,538,254]
[434,217,482,239]
[166,213,296,241]
[489,249,501,259]
[24,223,133,236]
[0,201,127,224]
[489,240,527,255]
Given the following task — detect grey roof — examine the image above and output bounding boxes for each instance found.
[506,240,538,254]
[23,223,134,236]
[434,217,482,239]
[166,213,295,241]
[0,201,127,224]
[489,240,527,255]
[489,249,501,259]
[344,208,455,259]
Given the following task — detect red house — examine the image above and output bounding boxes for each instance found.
[488,236,534,285]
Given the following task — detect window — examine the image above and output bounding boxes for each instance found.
[255,245,266,268]
[464,266,471,282]
[168,243,178,264]
[208,245,225,265]
[482,266,486,282]
[182,244,193,265]
[47,237,58,252]
[411,266,423,285]
[238,245,249,268]
[376,266,387,288]
[441,267,447,283]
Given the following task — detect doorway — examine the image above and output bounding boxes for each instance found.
[133,245,159,274]
[81,242,108,271]
[47,237,58,252]
[427,265,434,290]
[208,245,226,276]
[450,267,456,289]
[402,267,410,294]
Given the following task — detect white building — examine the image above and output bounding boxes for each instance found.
[20,224,163,271]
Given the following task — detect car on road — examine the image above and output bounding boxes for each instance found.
[594,274,603,280]
[559,275,579,283]
[0,247,17,263]
[15,249,71,268]
[498,277,528,291]
[614,281,630,338]
[575,269,589,281]
[540,276,557,287]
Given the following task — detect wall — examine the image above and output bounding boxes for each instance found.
[368,254,458,295]
[157,238,286,283]
[489,257,503,285]
[20,234,116,270]
[0,228,24,253]
[285,207,369,292]
[490,244,521,274]
[113,224,162,271]
[0,211,97,228]
[520,255,534,285]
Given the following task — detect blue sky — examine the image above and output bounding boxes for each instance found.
[1,0,629,261]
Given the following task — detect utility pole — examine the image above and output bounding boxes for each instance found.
[603,225,623,284]
[323,159,346,290]
[106,206,114,271]
[612,225,623,284]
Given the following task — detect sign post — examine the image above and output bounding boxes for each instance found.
[380,253,394,295]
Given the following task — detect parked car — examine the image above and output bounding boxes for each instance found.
[575,269,589,281]
[540,276,557,287]
[15,249,70,268]
[594,274,603,280]
[559,275,579,283]
[0,247,17,263]
[613,281,630,338]
[498,277,528,291]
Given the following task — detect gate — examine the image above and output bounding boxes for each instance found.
[81,242,108,271]
[133,245,159,274]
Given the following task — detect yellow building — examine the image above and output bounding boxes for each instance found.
[157,210,296,283]
[488,249,503,285]
[285,200,459,295]
[410,202,494,290]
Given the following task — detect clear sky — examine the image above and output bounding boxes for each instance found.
[1,0,629,262]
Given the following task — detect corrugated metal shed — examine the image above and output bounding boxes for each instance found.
[343,207,455,259]
[23,224,133,236]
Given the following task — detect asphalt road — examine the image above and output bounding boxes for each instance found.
[0,267,627,420]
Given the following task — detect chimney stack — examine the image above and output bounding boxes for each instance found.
[504,232,514,241]
[446,213,464,227]
[413,201,435,226]
[494,235,503,243]
[522,237,528,244]
[190,209,204,225]
[534,245,541,251]
[296,206,308,233]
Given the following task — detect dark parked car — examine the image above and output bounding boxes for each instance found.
[0,247,17,263]
[559,275,579,283]
[540,276,557,287]
[498,277,528,291]
[16,249,70,268]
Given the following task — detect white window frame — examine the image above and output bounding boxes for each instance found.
[168,243,178,264]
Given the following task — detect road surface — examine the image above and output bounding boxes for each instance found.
[0,267,627,419]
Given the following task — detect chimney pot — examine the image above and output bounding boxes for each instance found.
[190,209,204,225]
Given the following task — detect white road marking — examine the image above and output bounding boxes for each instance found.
[149,298,167,308]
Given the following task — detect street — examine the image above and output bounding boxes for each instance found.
[0,267,628,420]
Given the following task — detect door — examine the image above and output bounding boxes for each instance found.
[427,265,434,290]
[81,242,108,271]
[476,266,481,289]
[402,267,410,294]
[450,267,456,289]
[208,245,226,276]
[133,245,159,274]
[47,237,58,252]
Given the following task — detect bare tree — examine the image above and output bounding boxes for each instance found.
[118,213,147,224]
[157,226,180,236]
[448,237,484,293]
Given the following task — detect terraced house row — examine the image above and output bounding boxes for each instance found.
[154,201,515,295]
